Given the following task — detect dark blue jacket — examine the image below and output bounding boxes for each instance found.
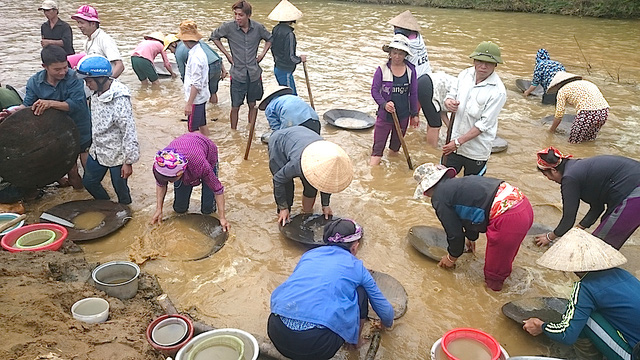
[431,176,502,257]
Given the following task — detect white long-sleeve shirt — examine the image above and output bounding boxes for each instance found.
[183,43,210,105]
[446,66,506,161]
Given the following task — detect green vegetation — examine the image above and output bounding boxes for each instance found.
[347,0,640,18]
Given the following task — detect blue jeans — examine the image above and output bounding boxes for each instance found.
[83,155,132,204]
[274,66,297,95]
[172,164,218,214]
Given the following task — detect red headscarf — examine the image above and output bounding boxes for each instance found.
[536,146,573,170]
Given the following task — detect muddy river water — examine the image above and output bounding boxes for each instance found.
[1,0,639,358]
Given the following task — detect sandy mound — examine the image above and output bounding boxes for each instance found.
[0,243,165,360]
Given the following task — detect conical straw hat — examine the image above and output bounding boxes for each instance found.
[144,31,165,42]
[301,141,353,194]
[536,228,627,272]
[388,10,421,32]
[268,0,303,22]
[547,71,582,93]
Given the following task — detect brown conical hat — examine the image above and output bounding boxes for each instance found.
[536,228,627,272]
[268,0,303,22]
[388,10,421,32]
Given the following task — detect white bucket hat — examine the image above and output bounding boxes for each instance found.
[301,141,353,194]
[383,34,413,56]
[268,0,303,22]
[388,10,421,32]
[413,163,456,199]
[547,71,582,93]
[536,228,627,272]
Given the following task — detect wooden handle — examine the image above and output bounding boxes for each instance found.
[244,109,258,160]
[0,214,26,233]
[442,112,456,166]
[364,330,382,360]
[302,62,315,110]
[391,110,413,170]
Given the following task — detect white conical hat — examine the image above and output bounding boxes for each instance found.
[301,141,353,194]
[268,0,303,22]
[388,10,421,32]
[536,228,627,272]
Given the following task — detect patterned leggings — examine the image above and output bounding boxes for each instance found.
[569,108,609,143]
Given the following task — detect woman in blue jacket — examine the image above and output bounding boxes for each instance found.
[268,218,394,359]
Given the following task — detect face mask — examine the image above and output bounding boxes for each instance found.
[394,27,412,37]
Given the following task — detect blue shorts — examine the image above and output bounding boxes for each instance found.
[188,102,207,132]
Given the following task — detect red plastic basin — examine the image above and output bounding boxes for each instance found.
[1,223,68,252]
[146,314,194,357]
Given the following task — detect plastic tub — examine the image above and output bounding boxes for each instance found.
[15,229,56,248]
[146,314,194,357]
[1,223,68,252]
[71,297,109,323]
[442,328,501,360]
[0,213,25,236]
[151,316,189,346]
[184,334,244,360]
[176,328,259,360]
[92,261,140,300]
[431,337,509,360]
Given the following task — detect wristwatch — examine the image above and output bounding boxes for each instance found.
[454,138,461,148]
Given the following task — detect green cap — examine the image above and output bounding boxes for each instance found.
[469,41,503,64]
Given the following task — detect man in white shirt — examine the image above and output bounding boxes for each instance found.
[71,5,124,78]
[178,20,210,136]
[443,41,506,176]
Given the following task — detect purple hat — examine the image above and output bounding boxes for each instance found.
[153,149,187,177]
[71,5,100,23]
[323,218,363,244]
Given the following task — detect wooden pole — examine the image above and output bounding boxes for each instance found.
[391,110,413,170]
[243,108,258,160]
[0,214,26,233]
[364,330,382,360]
[442,113,456,166]
[302,62,315,110]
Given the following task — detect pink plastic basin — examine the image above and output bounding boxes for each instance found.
[1,223,68,252]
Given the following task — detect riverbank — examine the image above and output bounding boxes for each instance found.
[342,0,640,19]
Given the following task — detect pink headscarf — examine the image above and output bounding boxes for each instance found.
[536,146,572,170]
[153,149,187,177]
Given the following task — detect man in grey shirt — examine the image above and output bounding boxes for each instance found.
[210,0,271,130]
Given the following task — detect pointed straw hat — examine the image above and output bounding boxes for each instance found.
[301,141,353,194]
[268,0,303,22]
[144,31,165,43]
[388,10,421,32]
[537,228,627,272]
[547,71,582,93]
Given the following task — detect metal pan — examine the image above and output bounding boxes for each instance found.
[279,213,335,246]
[516,79,544,96]
[154,61,179,77]
[492,136,508,153]
[40,200,131,242]
[324,109,375,130]
[407,225,448,262]
[528,222,554,235]
[261,131,272,144]
[502,297,568,324]
[368,270,408,320]
[160,213,228,261]
[0,108,79,188]
[541,114,576,135]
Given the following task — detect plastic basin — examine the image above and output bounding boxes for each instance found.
[146,314,194,357]
[431,337,509,360]
[15,229,56,248]
[71,297,109,323]
[0,213,25,236]
[1,223,67,252]
[176,328,259,360]
[442,328,501,360]
[151,316,189,346]
[92,261,140,300]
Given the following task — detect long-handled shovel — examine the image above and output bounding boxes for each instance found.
[442,112,456,166]
[244,108,258,160]
[302,62,315,110]
[391,110,413,170]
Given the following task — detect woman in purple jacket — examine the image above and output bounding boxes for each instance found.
[370,34,419,166]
